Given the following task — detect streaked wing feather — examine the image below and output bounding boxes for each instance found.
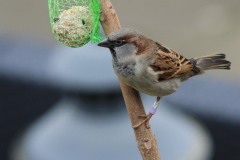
[149,42,194,81]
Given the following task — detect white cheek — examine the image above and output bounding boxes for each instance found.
[114,43,137,62]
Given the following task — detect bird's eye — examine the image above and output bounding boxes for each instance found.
[115,39,123,45]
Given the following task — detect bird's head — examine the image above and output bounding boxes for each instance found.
[98,28,150,62]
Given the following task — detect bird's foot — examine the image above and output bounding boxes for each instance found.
[132,113,153,129]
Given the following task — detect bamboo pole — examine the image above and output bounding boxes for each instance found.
[99,1,161,159]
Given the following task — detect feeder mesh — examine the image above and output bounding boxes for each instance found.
[48,0,103,48]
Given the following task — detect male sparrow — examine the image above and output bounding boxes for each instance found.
[97,28,231,128]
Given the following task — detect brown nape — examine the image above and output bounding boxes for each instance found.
[119,34,150,55]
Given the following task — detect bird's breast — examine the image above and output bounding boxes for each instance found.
[112,60,136,78]
[113,60,181,97]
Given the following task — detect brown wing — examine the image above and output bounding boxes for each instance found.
[170,49,195,77]
[149,42,194,81]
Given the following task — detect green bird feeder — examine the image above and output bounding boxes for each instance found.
[48,0,103,48]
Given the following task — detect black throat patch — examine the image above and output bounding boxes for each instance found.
[113,59,136,78]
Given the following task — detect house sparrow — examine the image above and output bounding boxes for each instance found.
[97,28,231,128]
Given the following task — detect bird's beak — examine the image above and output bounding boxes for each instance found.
[97,38,112,48]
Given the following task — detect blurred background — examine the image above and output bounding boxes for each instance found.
[0,0,240,160]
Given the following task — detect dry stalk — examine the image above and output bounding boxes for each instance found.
[99,1,161,159]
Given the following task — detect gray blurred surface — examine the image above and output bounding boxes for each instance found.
[164,76,240,123]
[0,33,119,93]
[11,96,212,160]
[46,44,120,93]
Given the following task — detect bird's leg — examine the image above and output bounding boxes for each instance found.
[132,97,161,129]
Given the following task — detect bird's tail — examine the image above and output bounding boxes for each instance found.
[193,53,231,71]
